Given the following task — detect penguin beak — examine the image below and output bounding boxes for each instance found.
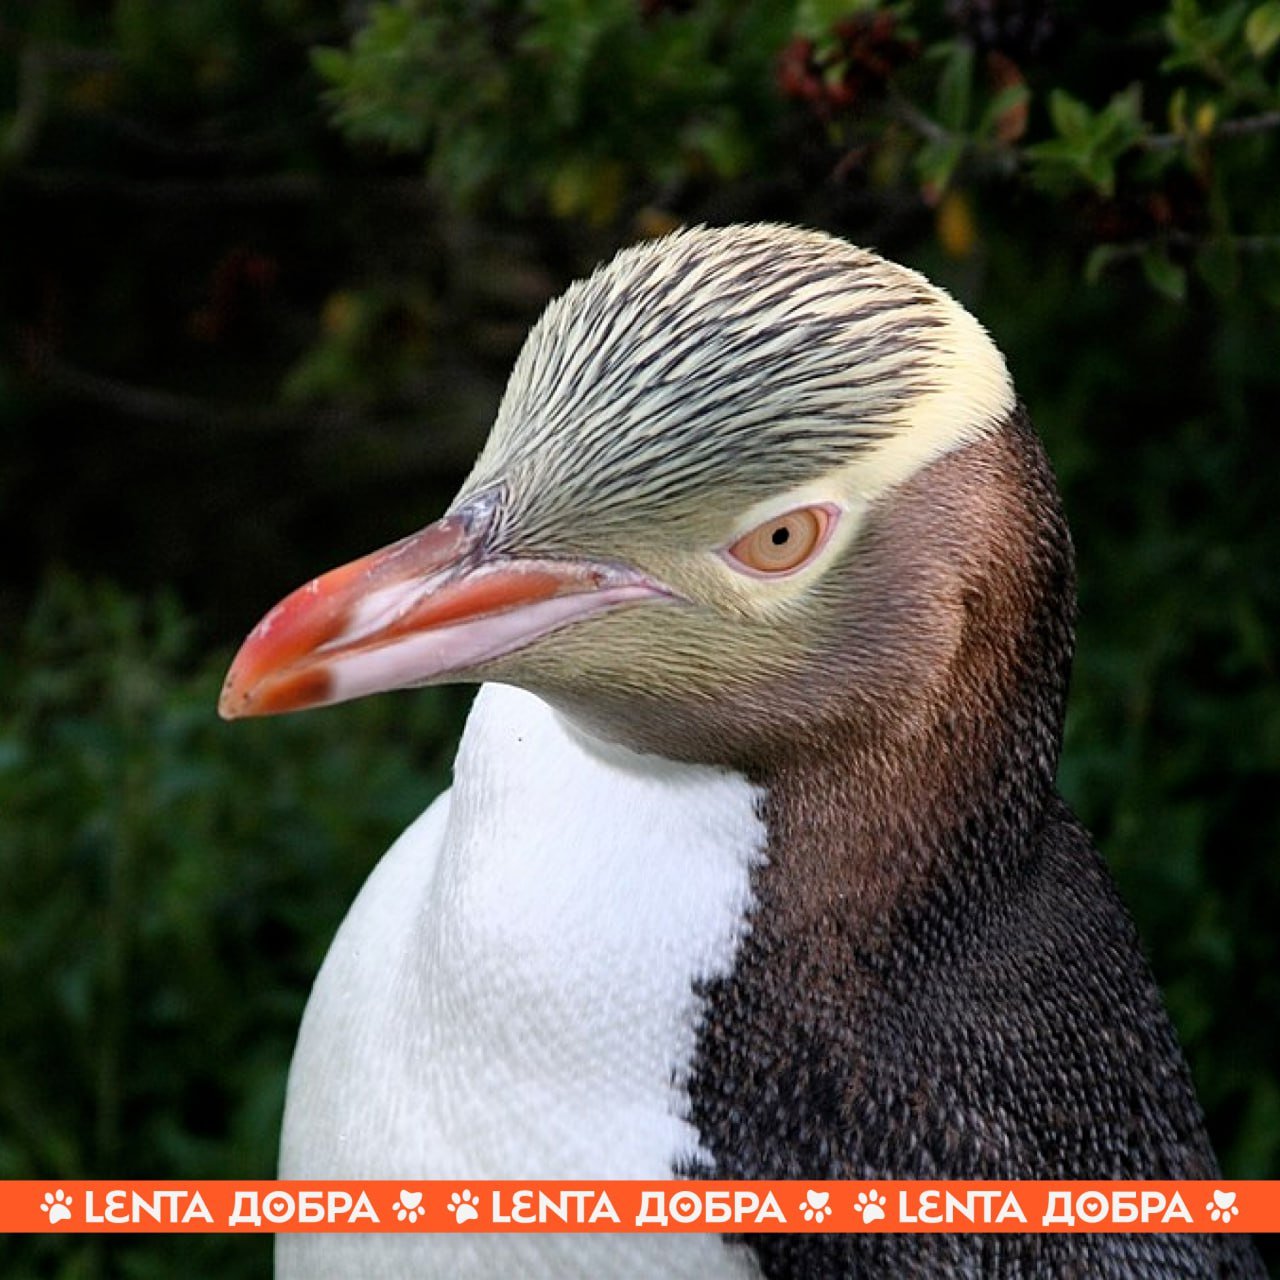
[218,496,671,719]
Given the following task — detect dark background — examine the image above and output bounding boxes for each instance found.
[2,2,1278,1276]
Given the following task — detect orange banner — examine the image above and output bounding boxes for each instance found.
[4,1180,1276,1234]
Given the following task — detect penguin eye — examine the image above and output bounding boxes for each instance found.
[724,505,834,577]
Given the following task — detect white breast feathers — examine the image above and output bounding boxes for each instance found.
[277,682,767,1279]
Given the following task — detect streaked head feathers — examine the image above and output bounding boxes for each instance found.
[460,223,1014,552]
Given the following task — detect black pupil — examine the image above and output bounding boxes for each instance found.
[771,526,791,546]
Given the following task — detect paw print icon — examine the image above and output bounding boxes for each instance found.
[800,1190,831,1223]
[1206,1189,1239,1223]
[448,1189,481,1225]
[392,1190,424,1224]
[41,1189,73,1225]
[855,1188,887,1224]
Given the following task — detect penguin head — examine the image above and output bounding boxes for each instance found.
[220,224,1035,765]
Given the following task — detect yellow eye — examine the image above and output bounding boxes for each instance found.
[725,506,833,577]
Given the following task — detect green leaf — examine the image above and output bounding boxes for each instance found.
[1023,137,1089,194]
[309,46,350,87]
[978,83,1030,138]
[914,135,965,192]
[1163,0,1216,70]
[1245,0,1280,56]
[1101,83,1144,138]
[936,40,974,132]
[1208,0,1249,49]
[1141,244,1189,301]
[1082,149,1118,195]
[795,0,873,41]
[1048,89,1092,141]
[1168,0,1203,35]
[1085,244,1123,284]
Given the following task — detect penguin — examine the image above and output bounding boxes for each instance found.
[220,224,1265,1278]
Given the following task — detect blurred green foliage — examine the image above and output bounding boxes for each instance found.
[313,0,792,219]
[315,0,1280,296]
[0,577,462,1278]
[1,0,1279,1277]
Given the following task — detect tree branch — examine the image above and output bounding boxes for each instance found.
[1093,229,1280,268]
[1142,110,1280,150]
[884,89,1021,176]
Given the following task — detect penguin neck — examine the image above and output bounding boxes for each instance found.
[751,670,1059,942]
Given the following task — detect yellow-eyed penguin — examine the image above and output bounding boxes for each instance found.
[220,224,1264,1278]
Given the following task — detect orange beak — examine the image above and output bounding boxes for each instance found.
[218,496,671,719]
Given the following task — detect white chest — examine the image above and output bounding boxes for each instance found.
[278,683,766,1278]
